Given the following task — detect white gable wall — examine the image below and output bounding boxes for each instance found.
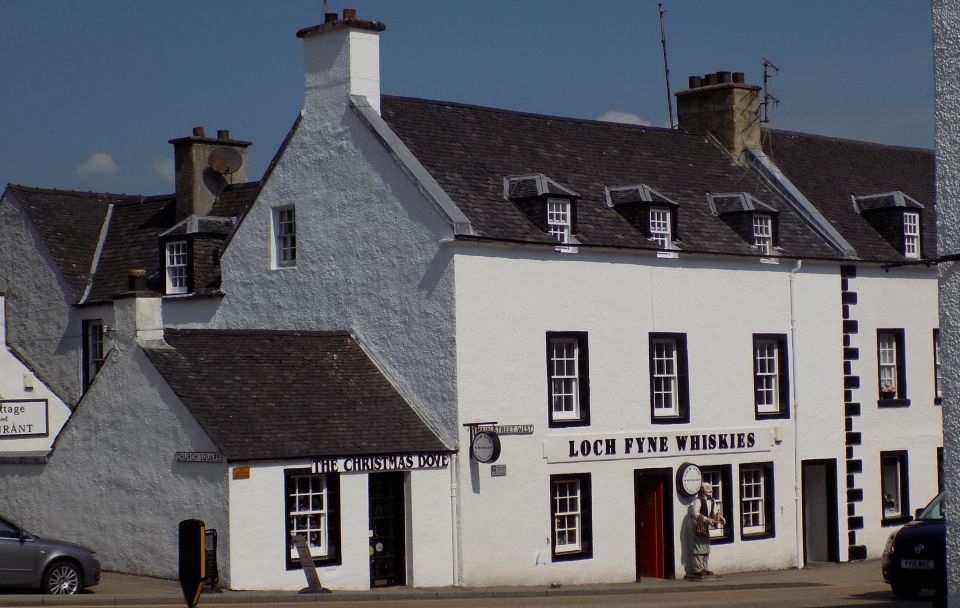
[0,195,92,404]
[167,86,460,447]
[0,335,228,580]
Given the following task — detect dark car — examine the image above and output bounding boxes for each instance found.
[0,514,100,595]
[882,491,945,599]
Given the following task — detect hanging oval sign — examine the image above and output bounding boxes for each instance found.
[676,462,703,497]
[471,431,502,464]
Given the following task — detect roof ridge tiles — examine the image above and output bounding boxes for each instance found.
[382,94,683,135]
[764,128,933,153]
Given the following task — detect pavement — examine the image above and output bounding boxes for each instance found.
[0,559,898,606]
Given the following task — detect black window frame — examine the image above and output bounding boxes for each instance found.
[876,328,909,407]
[81,319,106,390]
[880,451,910,526]
[649,332,690,424]
[752,334,790,419]
[700,464,734,544]
[283,469,342,570]
[546,331,590,428]
[549,472,593,561]
[738,461,775,540]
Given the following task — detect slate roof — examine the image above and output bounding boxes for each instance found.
[144,329,449,461]
[380,96,838,259]
[3,182,260,304]
[763,129,936,262]
[5,185,128,301]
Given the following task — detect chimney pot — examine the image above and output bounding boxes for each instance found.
[217,129,230,140]
[128,268,147,292]
[717,71,732,84]
[733,71,745,84]
[192,127,206,137]
[689,76,702,89]
[324,12,338,23]
[343,8,357,20]
[704,73,718,86]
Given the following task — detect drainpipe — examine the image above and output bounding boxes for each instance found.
[450,452,463,585]
[789,259,804,568]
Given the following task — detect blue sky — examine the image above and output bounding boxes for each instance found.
[1,1,933,195]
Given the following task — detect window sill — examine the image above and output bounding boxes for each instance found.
[877,398,911,408]
[657,250,679,259]
[651,415,690,425]
[741,531,774,541]
[552,549,593,562]
[555,245,579,254]
[882,515,911,527]
[285,555,342,570]
[549,418,590,429]
[755,410,790,420]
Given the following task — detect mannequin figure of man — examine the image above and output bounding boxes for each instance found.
[690,482,725,577]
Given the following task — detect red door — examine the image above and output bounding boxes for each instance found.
[635,473,665,579]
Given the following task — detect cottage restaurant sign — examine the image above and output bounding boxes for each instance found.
[543,428,773,464]
[0,399,48,438]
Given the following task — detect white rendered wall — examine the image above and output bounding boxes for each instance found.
[228,462,453,590]
[933,1,960,602]
[0,295,72,457]
[453,246,842,585]
[843,265,941,556]
[0,332,228,580]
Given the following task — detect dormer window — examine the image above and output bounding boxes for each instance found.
[165,241,189,294]
[547,199,572,244]
[753,214,774,255]
[708,193,780,256]
[903,211,920,259]
[852,191,925,259]
[649,207,672,249]
[605,184,680,252]
[504,174,580,248]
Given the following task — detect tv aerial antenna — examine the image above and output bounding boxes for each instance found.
[659,3,675,129]
[761,57,779,124]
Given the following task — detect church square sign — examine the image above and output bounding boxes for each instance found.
[543,428,773,464]
[0,399,48,438]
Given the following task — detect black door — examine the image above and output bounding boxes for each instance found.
[369,472,406,587]
[801,459,839,564]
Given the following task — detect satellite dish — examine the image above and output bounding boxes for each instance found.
[208,147,243,175]
[203,167,228,196]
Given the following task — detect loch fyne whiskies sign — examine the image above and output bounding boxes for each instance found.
[544,428,773,464]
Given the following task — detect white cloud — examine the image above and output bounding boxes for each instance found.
[75,152,119,178]
[596,111,651,126]
[152,158,175,181]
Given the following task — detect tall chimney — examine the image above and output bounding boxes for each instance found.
[675,71,761,162]
[296,8,386,115]
[168,128,252,222]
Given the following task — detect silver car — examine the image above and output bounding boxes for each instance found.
[0,515,100,594]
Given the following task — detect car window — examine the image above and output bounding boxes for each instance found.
[917,492,945,520]
[0,518,20,539]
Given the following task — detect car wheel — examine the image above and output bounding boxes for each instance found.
[43,560,82,595]
[891,581,921,599]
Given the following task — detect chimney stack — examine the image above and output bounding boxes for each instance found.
[168,128,252,222]
[296,8,386,115]
[675,70,761,162]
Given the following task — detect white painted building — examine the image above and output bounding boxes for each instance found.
[0,7,942,592]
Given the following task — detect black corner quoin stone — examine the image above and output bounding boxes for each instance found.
[847,516,864,530]
[846,459,863,474]
[844,372,861,388]
[846,432,862,446]
[842,320,859,334]
[849,545,868,561]
[842,291,858,305]
[843,347,860,361]
[845,402,861,417]
[847,488,864,503]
